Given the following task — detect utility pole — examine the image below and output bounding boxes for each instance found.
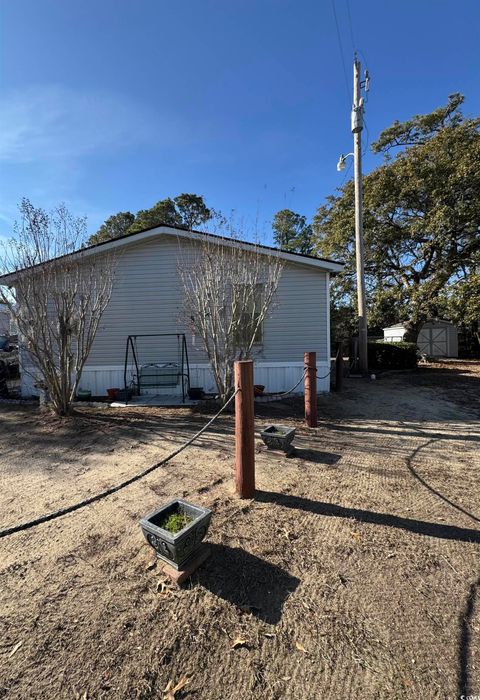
[352,56,368,373]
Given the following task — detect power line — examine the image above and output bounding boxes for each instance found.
[339,158,353,187]
[345,0,356,54]
[330,0,351,107]
[363,117,370,157]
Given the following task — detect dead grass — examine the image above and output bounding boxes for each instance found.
[0,361,479,699]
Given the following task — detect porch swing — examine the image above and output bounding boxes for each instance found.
[123,333,191,405]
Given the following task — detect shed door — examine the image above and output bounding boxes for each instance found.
[417,327,447,356]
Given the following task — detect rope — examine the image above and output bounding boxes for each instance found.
[261,367,308,398]
[0,390,239,539]
[257,363,334,400]
[316,365,335,380]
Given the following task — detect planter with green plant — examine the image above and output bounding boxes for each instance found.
[140,499,212,569]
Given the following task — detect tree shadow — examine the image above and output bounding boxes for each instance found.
[458,576,480,697]
[255,491,480,544]
[194,543,300,625]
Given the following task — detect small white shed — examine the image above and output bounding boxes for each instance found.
[383,319,458,358]
[383,323,408,343]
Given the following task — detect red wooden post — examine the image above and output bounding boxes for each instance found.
[304,351,317,428]
[234,360,255,498]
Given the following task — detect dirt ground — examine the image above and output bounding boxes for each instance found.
[0,361,479,700]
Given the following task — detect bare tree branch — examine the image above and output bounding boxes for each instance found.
[177,219,284,401]
[0,199,116,415]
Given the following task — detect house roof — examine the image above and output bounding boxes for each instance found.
[0,223,344,285]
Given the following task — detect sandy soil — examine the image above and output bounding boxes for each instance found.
[0,361,479,699]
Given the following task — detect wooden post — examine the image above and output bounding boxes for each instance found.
[304,351,317,428]
[234,360,255,498]
[335,341,344,392]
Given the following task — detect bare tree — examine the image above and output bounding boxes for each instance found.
[0,199,116,415]
[178,220,284,401]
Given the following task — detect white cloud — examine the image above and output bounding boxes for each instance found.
[0,84,164,164]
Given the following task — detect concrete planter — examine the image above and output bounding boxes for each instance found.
[77,388,92,401]
[260,425,296,452]
[140,499,212,570]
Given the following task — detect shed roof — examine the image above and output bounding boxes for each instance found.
[382,323,407,331]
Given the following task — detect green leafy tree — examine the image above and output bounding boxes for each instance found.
[130,193,211,233]
[440,271,480,348]
[313,94,480,341]
[88,211,135,245]
[89,194,212,244]
[272,209,314,255]
[129,197,181,232]
[174,193,211,229]
[447,273,480,327]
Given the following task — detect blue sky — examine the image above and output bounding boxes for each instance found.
[1,0,479,243]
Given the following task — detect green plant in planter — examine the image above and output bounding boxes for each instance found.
[140,498,212,569]
[159,512,192,534]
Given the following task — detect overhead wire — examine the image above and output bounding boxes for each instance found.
[330,0,351,107]
[345,0,356,55]
[339,158,353,187]
[363,117,370,157]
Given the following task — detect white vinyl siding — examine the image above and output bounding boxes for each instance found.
[86,234,330,367]
[261,263,328,362]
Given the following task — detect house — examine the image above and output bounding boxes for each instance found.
[0,224,343,399]
[383,319,458,358]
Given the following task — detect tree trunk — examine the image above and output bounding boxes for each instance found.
[402,319,424,344]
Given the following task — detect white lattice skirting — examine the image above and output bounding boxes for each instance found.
[21,361,332,398]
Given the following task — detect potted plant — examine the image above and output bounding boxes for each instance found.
[188,387,204,400]
[140,498,212,570]
[76,388,92,401]
[116,387,133,401]
[260,424,296,452]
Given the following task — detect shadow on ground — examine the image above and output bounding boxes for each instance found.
[194,543,300,625]
[293,448,342,465]
[458,575,480,697]
[255,491,480,544]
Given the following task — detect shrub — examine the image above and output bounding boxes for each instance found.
[367,341,418,370]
